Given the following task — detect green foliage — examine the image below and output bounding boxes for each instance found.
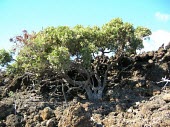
[47,46,70,71]
[135,26,152,38]
[6,18,151,76]
[6,63,20,75]
[8,91,14,97]
[102,18,151,54]
[0,49,13,66]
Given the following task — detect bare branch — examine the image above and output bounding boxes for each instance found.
[157,76,170,90]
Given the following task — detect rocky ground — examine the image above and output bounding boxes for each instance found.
[0,84,170,127]
[1,45,170,127]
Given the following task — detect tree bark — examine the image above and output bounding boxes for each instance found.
[63,61,111,101]
[85,85,104,101]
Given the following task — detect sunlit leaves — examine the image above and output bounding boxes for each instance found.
[102,18,151,54]
[135,26,152,38]
[40,27,60,45]
[6,18,152,76]
[47,46,70,71]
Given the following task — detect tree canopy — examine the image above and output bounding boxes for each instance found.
[0,18,151,101]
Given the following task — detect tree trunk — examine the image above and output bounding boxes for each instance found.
[85,86,104,101]
[64,61,109,101]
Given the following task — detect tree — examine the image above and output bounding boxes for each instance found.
[0,49,13,67]
[1,18,151,101]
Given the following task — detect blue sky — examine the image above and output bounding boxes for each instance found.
[0,0,170,51]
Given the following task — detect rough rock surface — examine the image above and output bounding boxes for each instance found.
[58,103,92,127]
[5,114,23,127]
[40,107,54,121]
[1,45,170,126]
[0,100,14,120]
[102,89,170,127]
